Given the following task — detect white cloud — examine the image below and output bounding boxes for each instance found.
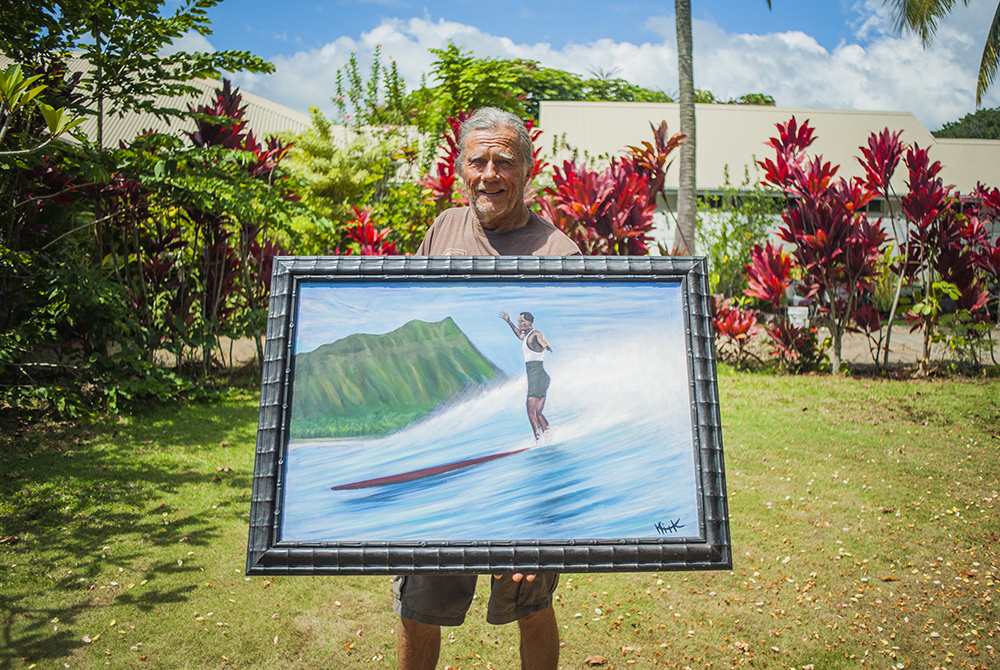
[222,1,1000,130]
[160,31,215,55]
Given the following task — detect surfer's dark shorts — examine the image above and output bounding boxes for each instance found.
[393,573,559,626]
[525,361,550,399]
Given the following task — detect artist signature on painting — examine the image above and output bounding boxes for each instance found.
[655,519,685,534]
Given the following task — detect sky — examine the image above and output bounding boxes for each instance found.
[173,0,1000,131]
[294,280,685,376]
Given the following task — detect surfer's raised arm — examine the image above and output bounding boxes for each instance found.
[499,311,525,339]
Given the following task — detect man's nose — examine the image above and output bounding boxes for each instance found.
[482,158,497,179]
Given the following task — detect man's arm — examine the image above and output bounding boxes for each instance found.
[530,330,552,352]
[499,312,524,339]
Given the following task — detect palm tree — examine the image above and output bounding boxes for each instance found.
[886,0,1000,106]
[675,0,697,254]
[674,1,771,255]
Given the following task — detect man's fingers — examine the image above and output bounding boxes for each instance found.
[492,573,535,582]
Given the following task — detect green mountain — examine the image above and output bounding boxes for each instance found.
[289,317,507,438]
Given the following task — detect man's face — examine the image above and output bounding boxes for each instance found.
[517,315,531,331]
[460,127,530,232]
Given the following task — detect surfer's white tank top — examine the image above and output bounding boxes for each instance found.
[522,329,546,362]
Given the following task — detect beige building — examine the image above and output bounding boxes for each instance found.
[539,101,1000,247]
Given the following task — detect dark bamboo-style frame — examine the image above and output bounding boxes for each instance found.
[246,256,730,575]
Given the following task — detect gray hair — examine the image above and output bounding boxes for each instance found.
[456,107,534,179]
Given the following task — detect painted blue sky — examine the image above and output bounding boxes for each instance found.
[294,280,685,376]
[171,0,1000,129]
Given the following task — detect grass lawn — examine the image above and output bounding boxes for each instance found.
[1,371,998,669]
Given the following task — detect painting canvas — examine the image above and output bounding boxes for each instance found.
[247,256,730,575]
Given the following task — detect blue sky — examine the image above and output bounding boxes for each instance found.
[174,0,1000,129]
[294,280,685,375]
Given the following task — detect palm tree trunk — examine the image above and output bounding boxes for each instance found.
[675,0,697,255]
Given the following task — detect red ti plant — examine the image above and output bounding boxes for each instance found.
[188,79,248,150]
[857,128,906,367]
[897,144,986,370]
[341,206,399,255]
[759,115,816,191]
[758,117,888,373]
[522,118,549,204]
[185,79,298,369]
[744,241,793,313]
[626,121,686,205]
[711,295,760,370]
[540,120,681,256]
[742,241,818,370]
[544,158,657,255]
[418,110,471,211]
[850,303,887,367]
[968,185,1000,328]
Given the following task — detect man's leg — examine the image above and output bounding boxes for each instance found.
[526,397,541,437]
[517,606,559,670]
[397,617,441,670]
[534,396,549,433]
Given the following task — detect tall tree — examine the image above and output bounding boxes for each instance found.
[675,0,697,254]
[885,0,1000,106]
[0,0,273,148]
[673,0,771,255]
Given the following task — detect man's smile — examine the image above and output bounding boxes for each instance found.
[460,127,530,232]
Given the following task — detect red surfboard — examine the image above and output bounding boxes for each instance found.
[331,447,530,491]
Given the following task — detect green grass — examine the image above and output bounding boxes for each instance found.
[1,372,998,669]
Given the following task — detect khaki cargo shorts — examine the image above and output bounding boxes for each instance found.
[392,573,559,626]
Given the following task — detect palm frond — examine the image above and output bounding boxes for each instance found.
[977,2,1000,105]
[887,0,966,46]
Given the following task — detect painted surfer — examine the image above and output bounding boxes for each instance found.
[500,311,552,443]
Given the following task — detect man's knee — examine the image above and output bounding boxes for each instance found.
[517,606,556,635]
[401,616,440,639]
[398,617,441,670]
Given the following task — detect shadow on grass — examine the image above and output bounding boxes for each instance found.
[0,398,259,668]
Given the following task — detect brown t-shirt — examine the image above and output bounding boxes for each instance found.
[416,207,581,256]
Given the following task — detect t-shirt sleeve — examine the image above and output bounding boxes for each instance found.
[415,215,444,255]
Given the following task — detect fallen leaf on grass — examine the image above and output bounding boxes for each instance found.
[881,576,900,582]
[584,656,607,666]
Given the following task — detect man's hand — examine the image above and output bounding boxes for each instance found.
[493,573,536,582]
[499,311,511,322]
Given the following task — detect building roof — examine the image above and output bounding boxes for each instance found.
[1,55,311,147]
[79,76,312,148]
[539,101,1000,195]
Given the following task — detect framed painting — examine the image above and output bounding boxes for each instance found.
[246,256,731,575]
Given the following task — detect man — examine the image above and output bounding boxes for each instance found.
[416,108,581,256]
[399,107,579,670]
[499,310,552,442]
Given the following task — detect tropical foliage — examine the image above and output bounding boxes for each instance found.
[933,106,1000,139]
[724,116,1000,375]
